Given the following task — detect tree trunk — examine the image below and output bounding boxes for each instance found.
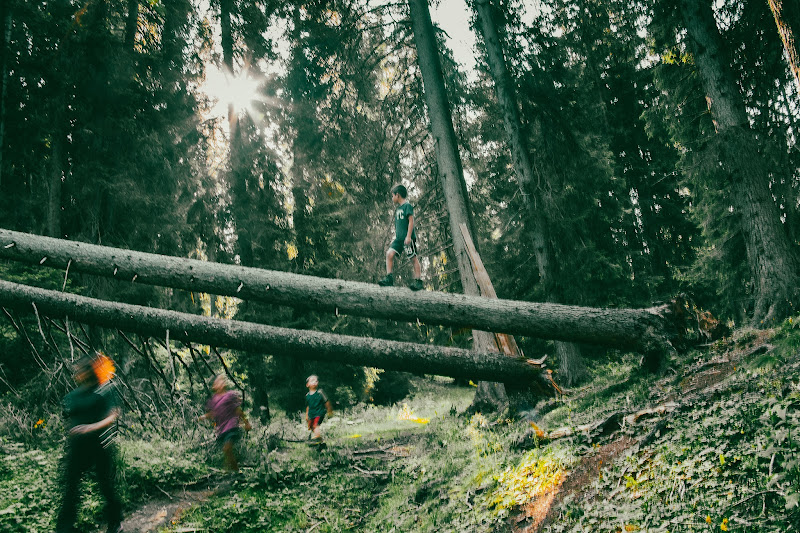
[0,228,675,353]
[125,0,139,51]
[219,0,238,136]
[218,0,272,417]
[768,0,800,93]
[473,0,588,385]
[407,0,481,295]
[681,0,800,323]
[0,1,10,190]
[0,279,551,387]
[46,124,63,238]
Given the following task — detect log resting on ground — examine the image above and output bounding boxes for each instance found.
[0,229,675,354]
[0,280,552,387]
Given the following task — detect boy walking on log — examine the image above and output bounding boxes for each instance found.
[305,375,333,446]
[378,184,424,290]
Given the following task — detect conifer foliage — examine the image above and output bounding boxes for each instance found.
[0,0,798,410]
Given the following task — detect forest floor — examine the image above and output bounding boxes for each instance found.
[3,318,800,532]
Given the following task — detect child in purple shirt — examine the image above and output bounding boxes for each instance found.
[200,375,251,471]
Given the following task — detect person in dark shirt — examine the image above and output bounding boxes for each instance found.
[56,354,123,533]
[305,375,333,445]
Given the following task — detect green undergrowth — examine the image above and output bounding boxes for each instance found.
[163,378,544,532]
[0,433,211,531]
[543,319,800,532]
[3,320,800,532]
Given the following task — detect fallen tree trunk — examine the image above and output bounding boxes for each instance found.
[0,279,552,386]
[0,229,674,354]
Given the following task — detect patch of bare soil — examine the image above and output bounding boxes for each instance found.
[510,334,776,532]
[510,436,636,533]
[679,334,772,396]
[119,480,235,533]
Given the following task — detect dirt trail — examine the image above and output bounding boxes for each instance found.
[119,481,235,533]
[511,335,774,532]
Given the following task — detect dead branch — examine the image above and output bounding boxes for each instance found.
[353,464,390,476]
[211,346,246,403]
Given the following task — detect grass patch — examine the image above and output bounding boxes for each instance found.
[4,324,800,532]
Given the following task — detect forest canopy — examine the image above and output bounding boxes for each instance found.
[1,0,800,531]
[0,0,798,429]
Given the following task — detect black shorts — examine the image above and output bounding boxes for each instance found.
[217,428,241,445]
[390,239,417,258]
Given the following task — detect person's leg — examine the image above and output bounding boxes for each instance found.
[55,445,87,533]
[409,253,424,290]
[222,440,239,471]
[310,416,323,440]
[379,248,398,286]
[385,248,396,274]
[94,444,123,532]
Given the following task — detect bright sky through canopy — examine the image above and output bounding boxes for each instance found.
[431,0,479,77]
[203,66,263,119]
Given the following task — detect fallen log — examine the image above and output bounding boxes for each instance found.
[0,229,674,354]
[0,280,551,386]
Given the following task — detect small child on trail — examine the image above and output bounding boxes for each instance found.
[305,375,333,446]
[378,184,424,291]
[199,374,251,471]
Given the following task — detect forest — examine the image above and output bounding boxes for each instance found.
[0,0,799,531]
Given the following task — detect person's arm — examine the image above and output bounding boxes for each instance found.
[325,400,333,416]
[405,214,414,245]
[69,407,120,436]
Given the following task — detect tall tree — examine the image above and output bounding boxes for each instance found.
[408,0,510,410]
[212,0,285,420]
[768,0,800,92]
[0,0,10,190]
[680,0,800,323]
[472,0,588,385]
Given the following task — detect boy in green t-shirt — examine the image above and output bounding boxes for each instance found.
[378,184,424,290]
[305,375,333,445]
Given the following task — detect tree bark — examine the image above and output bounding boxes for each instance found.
[46,120,63,238]
[125,0,139,51]
[681,0,800,323]
[408,0,480,295]
[408,0,511,411]
[473,0,588,385]
[0,1,10,190]
[0,279,550,386]
[219,0,238,136]
[0,228,675,353]
[768,0,800,94]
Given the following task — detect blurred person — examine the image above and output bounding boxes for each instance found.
[56,353,123,533]
[199,374,250,471]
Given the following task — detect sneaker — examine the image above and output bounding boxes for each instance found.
[409,279,424,291]
[377,274,394,287]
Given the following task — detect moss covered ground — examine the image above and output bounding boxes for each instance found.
[3,318,800,532]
